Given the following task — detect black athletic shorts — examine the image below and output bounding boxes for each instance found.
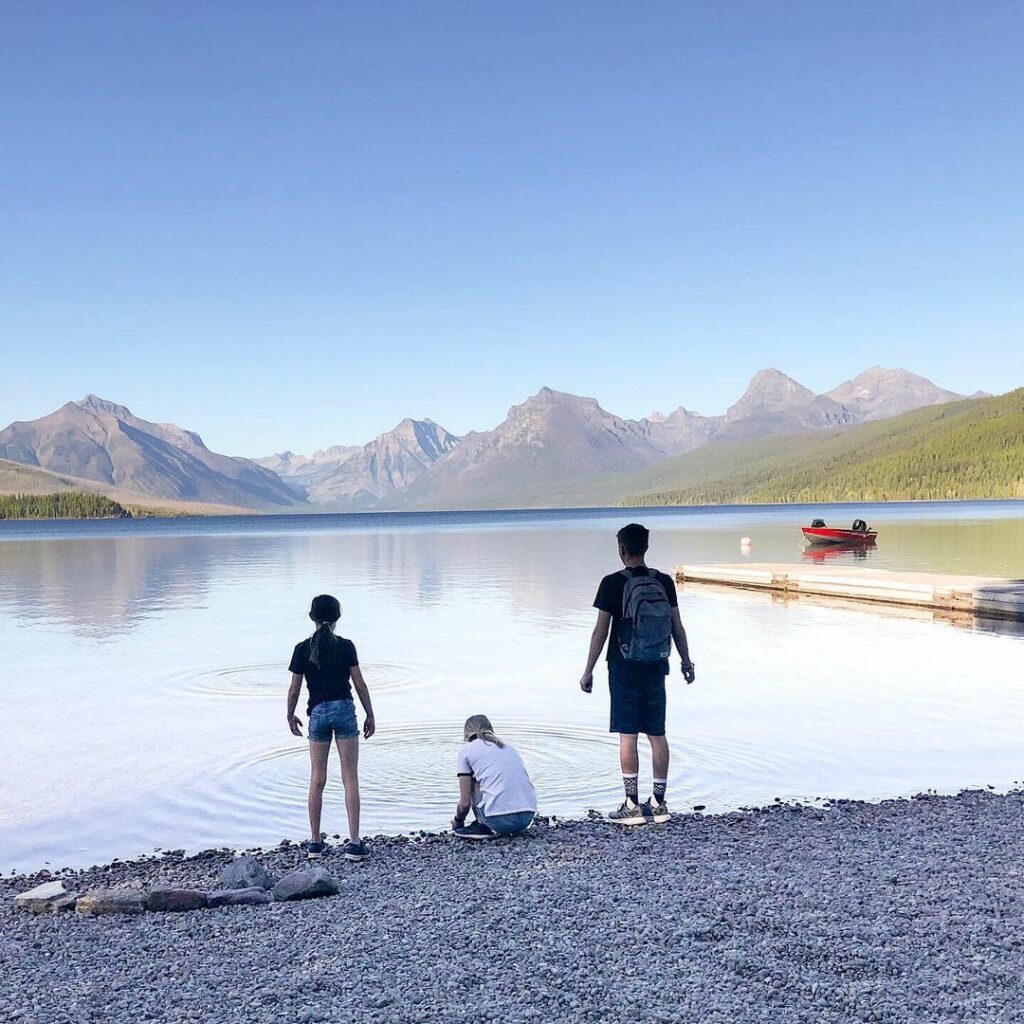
[608,661,667,736]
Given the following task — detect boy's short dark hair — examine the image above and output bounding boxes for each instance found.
[617,523,649,557]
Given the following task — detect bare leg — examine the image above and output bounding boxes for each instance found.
[649,734,670,783]
[336,736,360,842]
[308,741,331,843]
[619,733,639,776]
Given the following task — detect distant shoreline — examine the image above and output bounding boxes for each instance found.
[1,494,1023,524]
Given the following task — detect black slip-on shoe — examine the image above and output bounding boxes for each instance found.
[453,821,497,840]
[344,841,369,862]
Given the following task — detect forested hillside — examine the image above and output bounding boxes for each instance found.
[626,389,1024,506]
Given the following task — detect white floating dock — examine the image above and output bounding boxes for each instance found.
[674,563,1024,622]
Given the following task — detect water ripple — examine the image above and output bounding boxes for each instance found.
[174,661,427,699]
[176,717,817,839]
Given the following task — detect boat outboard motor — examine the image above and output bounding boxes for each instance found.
[811,519,826,528]
[851,519,868,532]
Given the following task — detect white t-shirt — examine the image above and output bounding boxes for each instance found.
[456,738,537,818]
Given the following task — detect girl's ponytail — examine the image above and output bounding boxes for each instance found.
[479,728,505,749]
[308,621,337,669]
[463,714,505,748]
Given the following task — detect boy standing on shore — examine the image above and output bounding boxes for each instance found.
[579,523,695,824]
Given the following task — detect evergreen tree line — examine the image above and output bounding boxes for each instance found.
[0,492,131,520]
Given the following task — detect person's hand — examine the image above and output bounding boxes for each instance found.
[287,714,303,737]
[580,671,593,693]
[681,662,696,684]
[363,713,376,739]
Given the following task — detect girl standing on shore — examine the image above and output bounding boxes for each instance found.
[286,594,376,862]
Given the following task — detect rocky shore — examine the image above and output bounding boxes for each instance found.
[2,791,1022,1023]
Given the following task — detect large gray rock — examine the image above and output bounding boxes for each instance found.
[75,889,146,917]
[217,855,276,891]
[146,888,208,913]
[15,881,76,914]
[272,866,339,902]
[208,887,273,908]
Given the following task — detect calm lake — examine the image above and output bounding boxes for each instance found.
[1,501,1023,872]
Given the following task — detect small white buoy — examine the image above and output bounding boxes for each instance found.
[740,536,752,547]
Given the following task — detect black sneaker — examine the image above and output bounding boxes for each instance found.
[453,821,496,840]
[343,841,369,862]
[306,841,327,860]
[607,798,647,826]
[642,798,671,824]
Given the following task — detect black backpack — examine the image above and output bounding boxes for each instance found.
[618,568,673,662]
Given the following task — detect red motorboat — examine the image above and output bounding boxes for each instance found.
[802,518,877,546]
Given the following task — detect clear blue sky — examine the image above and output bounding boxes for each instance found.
[1,2,1021,456]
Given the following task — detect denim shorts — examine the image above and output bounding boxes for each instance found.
[477,809,535,835]
[309,699,358,742]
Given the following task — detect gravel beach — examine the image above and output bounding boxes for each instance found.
[2,790,1022,1024]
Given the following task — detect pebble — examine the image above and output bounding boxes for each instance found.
[207,887,273,908]
[2,790,1021,1023]
[217,854,276,891]
[271,866,340,901]
[13,880,76,914]
[74,888,146,917]
[146,888,209,912]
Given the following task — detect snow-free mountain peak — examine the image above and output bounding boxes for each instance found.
[0,398,296,508]
[825,367,964,421]
[729,369,817,413]
[304,417,460,506]
[381,388,676,510]
[72,395,208,449]
[722,368,853,438]
[74,394,137,420]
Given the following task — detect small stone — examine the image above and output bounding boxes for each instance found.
[75,889,147,917]
[218,854,276,891]
[272,866,339,902]
[15,881,76,914]
[146,888,208,912]
[208,887,272,908]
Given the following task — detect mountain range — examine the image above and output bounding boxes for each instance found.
[0,367,983,511]
[0,395,296,509]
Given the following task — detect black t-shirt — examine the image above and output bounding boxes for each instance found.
[289,635,359,714]
[594,566,678,671]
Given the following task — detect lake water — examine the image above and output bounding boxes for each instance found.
[1,501,1023,873]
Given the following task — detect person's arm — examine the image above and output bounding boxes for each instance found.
[672,608,695,683]
[286,673,304,736]
[452,774,474,830]
[350,665,376,739]
[580,610,612,693]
